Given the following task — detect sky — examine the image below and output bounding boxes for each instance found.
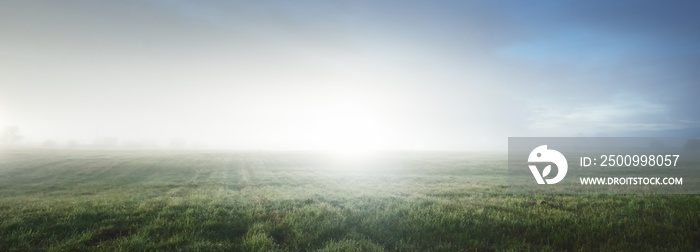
[1,0,699,151]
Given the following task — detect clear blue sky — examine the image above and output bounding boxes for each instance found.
[1,1,699,150]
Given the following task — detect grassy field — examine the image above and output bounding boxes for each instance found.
[0,149,698,251]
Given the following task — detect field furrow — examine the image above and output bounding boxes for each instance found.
[0,149,698,251]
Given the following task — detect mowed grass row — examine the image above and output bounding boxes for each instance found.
[0,149,698,251]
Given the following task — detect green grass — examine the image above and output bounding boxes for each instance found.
[0,149,698,251]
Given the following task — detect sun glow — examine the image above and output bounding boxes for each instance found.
[315,101,386,148]
[279,99,386,165]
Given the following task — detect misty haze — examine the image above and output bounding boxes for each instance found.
[1,1,699,251]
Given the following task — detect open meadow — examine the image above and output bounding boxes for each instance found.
[0,149,699,251]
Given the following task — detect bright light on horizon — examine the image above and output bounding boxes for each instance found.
[2,1,699,149]
[310,100,388,153]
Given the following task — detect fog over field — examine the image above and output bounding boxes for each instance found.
[2,2,700,250]
[2,1,699,151]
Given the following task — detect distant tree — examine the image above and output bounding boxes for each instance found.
[67,140,79,148]
[43,140,57,148]
[93,137,119,148]
[1,126,23,145]
[169,138,187,149]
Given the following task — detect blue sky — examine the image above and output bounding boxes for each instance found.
[1,1,699,150]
